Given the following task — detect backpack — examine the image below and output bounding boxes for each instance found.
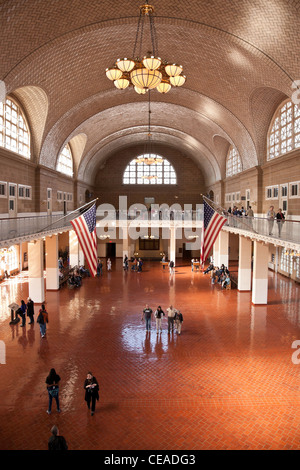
[37,310,47,324]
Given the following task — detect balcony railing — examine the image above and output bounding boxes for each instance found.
[0,210,299,246]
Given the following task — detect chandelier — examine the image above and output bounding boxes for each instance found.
[105,2,186,93]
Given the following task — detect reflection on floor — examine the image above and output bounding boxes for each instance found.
[0,259,300,450]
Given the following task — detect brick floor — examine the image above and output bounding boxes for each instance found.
[0,260,300,450]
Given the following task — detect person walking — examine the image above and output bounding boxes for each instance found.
[166,305,176,334]
[154,306,165,333]
[141,304,153,331]
[276,208,285,237]
[26,297,35,324]
[123,255,129,271]
[84,372,99,416]
[37,304,49,338]
[267,205,276,236]
[46,368,61,415]
[48,425,68,450]
[174,310,184,335]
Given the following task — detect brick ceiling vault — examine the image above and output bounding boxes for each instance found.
[0,0,299,186]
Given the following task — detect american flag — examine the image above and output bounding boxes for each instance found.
[200,200,227,267]
[70,203,97,277]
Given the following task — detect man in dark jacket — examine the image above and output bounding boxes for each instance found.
[48,425,68,450]
[26,297,35,324]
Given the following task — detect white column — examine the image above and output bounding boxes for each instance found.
[238,236,252,291]
[28,239,45,303]
[252,240,269,305]
[69,230,79,267]
[169,226,176,265]
[78,245,85,266]
[213,239,220,267]
[218,230,229,267]
[46,235,59,290]
[121,224,129,260]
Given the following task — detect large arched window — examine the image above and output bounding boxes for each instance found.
[0,98,30,158]
[123,155,177,185]
[57,143,73,177]
[268,100,300,160]
[226,145,242,177]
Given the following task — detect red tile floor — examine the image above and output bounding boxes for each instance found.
[0,259,300,450]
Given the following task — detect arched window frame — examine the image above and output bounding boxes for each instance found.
[0,97,31,159]
[123,155,177,185]
[56,143,73,177]
[226,145,242,178]
[267,99,300,161]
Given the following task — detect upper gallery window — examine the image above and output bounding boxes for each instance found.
[226,146,242,177]
[56,143,73,177]
[0,98,30,158]
[268,100,300,160]
[123,156,177,185]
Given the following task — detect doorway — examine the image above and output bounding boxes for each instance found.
[106,242,116,258]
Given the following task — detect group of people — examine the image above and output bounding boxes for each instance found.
[123,255,143,272]
[15,299,49,337]
[141,304,184,335]
[46,368,99,418]
[46,368,100,449]
[203,263,231,289]
[68,268,83,288]
[267,205,285,237]
[97,257,112,276]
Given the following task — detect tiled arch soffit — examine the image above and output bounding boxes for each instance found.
[39,96,256,183]
[2,7,299,180]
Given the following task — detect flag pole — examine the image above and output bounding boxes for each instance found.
[38,198,98,233]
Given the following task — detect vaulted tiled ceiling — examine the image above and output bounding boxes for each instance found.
[1,0,299,185]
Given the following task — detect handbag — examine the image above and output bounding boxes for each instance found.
[48,386,59,398]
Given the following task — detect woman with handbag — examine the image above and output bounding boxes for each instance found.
[46,368,61,415]
[84,372,99,416]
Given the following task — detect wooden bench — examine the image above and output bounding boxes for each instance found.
[59,267,71,288]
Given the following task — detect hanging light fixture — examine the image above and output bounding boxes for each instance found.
[134,91,164,166]
[105,2,186,93]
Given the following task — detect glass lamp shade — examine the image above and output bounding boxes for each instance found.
[169,74,186,87]
[142,56,162,70]
[105,67,123,81]
[134,86,148,95]
[131,68,162,90]
[165,63,183,77]
[114,78,130,89]
[156,80,171,94]
[116,58,135,72]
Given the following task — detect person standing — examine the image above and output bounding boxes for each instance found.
[37,304,49,338]
[16,299,27,327]
[141,304,153,331]
[107,258,112,271]
[174,310,184,335]
[154,306,165,333]
[97,258,103,276]
[123,255,129,271]
[247,206,254,229]
[169,260,174,275]
[26,297,35,324]
[46,368,61,415]
[267,205,276,236]
[84,372,99,416]
[276,208,285,237]
[48,425,68,450]
[166,305,176,334]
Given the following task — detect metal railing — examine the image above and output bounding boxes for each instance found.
[0,209,299,246]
